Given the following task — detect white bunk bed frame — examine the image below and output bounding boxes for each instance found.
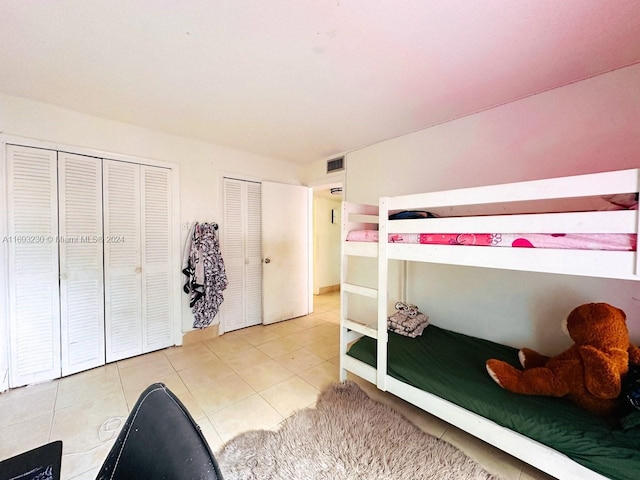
[340,168,640,480]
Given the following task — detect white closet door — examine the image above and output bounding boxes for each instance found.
[58,152,105,376]
[222,178,246,332]
[103,160,142,362]
[221,178,262,332]
[7,145,60,387]
[141,166,173,352]
[245,182,262,327]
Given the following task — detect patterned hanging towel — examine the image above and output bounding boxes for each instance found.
[182,224,204,308]
[186,223,228,329]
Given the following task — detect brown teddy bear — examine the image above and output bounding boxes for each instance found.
[486,303,640,417]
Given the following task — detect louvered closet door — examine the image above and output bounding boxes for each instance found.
[103,160,142,362]
[245,182,262,327]
[222,179,246,331]
[141,166,173,352]
[6,145,60,387]
[222,178,262,332]
[58,153,105,376]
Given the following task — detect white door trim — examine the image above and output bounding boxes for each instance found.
[0,139,9,392]
[307,187,314,314]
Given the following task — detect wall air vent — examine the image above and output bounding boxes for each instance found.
[326,156,344,173]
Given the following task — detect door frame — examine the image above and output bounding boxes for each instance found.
[308,174,345,298]
[0,139,8,392]
[0,135,182,389]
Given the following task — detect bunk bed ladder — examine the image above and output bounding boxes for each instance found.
[339,201,379,384]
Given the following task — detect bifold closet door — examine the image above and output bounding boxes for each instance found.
[58,152,105,376]
[140,165,173,352]
[103,160,174,362]
[222,178,262,332]
[103,160,143,362]
[6,145,60,387]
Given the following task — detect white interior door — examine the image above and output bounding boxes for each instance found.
[7,145,61,387]
[261,181,310,325]
[222,178,262,332]
[222,179,246,332]
[58,152,105,376]
[245,182,263,327]
[103,160,142,362]
[141,165,173,352]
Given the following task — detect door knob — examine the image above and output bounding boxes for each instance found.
[264,258,271,264]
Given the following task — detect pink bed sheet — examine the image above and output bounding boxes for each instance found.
[346,230,637,251]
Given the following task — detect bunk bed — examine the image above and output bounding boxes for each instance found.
[339,169,640,480]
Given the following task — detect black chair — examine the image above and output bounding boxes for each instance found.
[0,440,62,480]
[96,383,223,480]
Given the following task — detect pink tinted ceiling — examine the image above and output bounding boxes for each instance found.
[0,0,639,163]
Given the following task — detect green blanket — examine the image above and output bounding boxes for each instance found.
[347,325,640,480]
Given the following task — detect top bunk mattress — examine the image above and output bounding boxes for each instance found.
[347,325,640,480]
[346,230,636,251]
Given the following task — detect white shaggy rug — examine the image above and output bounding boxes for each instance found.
[216,381,501,480]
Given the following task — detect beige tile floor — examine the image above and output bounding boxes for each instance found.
[0,292,554,480]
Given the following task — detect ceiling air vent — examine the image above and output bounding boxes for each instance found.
[326,156,344,173]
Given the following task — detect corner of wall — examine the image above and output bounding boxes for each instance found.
[0,138,9,392]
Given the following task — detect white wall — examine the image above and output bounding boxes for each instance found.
[313,196,341,293]
[345,63,640,353]
[0,94,304,337]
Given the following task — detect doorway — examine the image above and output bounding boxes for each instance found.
[311,181,343,310]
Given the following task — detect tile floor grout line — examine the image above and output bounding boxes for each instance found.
[48,382,60,443]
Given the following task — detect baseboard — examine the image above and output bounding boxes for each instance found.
[318,285,340,295]
[181,324,219,345]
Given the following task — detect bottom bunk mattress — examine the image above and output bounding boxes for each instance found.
[347,325,640,480]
